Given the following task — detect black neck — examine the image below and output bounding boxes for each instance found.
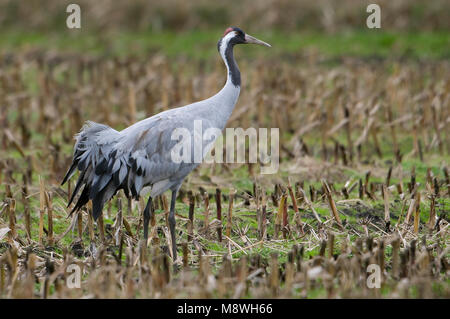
[218,38,241,87]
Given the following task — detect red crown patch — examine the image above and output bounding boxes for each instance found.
[223,27,234,36]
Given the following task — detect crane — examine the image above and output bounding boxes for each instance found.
[62,27,271,260]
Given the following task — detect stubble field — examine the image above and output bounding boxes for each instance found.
[0,1,449,297]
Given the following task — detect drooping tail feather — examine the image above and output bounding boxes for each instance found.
[91,180,118,220]
[62,121,122,219]
[71,184,91,215]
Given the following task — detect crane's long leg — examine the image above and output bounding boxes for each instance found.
[143,197,153,241]
[168,190,178,260]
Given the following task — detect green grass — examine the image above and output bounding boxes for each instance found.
[0,29,449,60]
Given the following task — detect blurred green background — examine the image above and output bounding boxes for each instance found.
[0,0,449,60]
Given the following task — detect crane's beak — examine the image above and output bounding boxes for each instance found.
[244,34,271,47]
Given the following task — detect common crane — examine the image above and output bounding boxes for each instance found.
[62,27,271,260]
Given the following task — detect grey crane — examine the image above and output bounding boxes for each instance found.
[62,27,271,260]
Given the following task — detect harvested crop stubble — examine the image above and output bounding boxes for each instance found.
[0,51,449,298]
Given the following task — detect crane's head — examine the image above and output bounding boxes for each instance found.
[218,27,271,53]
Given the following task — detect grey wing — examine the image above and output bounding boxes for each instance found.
[122,115,201,197]
[64,111,218,220]
[65,116,176,220]
[75,115,188,219]
[118,114,218,198]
